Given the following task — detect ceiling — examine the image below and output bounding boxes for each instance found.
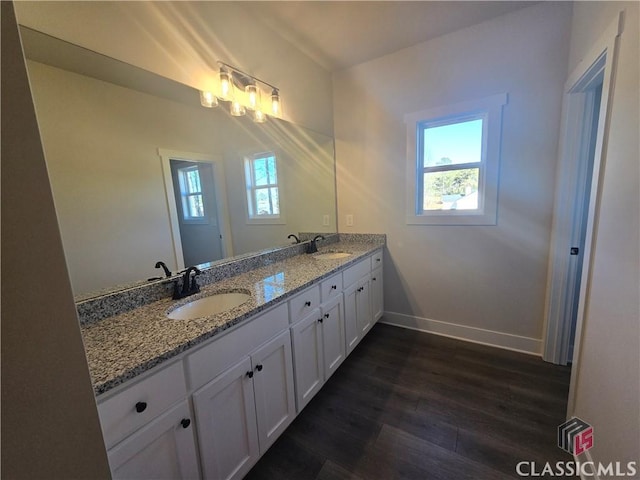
[241,1,537,71]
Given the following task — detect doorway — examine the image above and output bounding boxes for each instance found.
[170,159,223,266]
[543,14,622,375]
[159,149,233,271]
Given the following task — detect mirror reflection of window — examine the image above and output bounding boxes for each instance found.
[244,153,281,218]
[178,166,207,221]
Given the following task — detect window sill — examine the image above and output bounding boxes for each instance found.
[406,211,497,226]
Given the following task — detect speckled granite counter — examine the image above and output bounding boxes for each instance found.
[81,241,384,396]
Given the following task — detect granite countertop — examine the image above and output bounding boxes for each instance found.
[81,242,383,396]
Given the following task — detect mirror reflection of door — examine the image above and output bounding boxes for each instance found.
[170,159,223,266]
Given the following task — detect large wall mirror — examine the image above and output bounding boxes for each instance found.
[20,26,337,298]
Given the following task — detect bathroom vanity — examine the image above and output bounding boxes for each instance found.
[80,237,384,480]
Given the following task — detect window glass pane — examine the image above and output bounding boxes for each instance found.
[254,188,272,215]
[185,168,202,193]
[270,187,280,214]
[423,168,479,211]
[188,194,205,217]
[267,156,277,183]
[254,158,268,186]
[423,119,483,167]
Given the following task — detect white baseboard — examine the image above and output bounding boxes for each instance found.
[380,311,542,356]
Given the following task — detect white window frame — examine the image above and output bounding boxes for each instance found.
[405,93,507,226]
[243,151,286,225]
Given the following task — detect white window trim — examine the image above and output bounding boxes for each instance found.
[243,150,286,225]
[405,93,507,226]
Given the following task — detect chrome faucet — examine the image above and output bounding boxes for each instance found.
[306,235,325,254]
[173,266,201,300]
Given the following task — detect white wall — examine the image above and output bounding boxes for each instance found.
[14,1,334,135]
[567,1,640,472]
[334,2,572,352]
[27,61,335,295]
[1,3,110,477]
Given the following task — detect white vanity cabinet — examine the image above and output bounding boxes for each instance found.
[291,280,347,412]
[106,401,200,480]
[192,329,295,480]
[371,266,384,323]
[97,361,200,480]
[343,255,376,354]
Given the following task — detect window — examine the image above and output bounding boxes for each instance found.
[405,94,507,225]
[244,152,284,224]
[177,165,207,222]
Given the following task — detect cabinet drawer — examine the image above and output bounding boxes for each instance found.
[186,303,288,390]
[370,250,383,269]
[320,273,343,303]
[288,285,321,324]
[98,361,186,449]
[343,257,370,287]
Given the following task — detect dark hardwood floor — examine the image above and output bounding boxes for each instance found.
[245,323,572,480]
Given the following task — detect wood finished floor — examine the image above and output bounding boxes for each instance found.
[245,323,572,480]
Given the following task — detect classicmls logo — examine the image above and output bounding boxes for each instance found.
[558,417,594,455]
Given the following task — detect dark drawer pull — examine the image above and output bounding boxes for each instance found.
[331,285,337,290]
[246,371,254,379]
[318,318,323,323]
[180,418,191,429]
[305,301,311,307]
[324,313,330,318]
[255,364,263,372]
[135,402,147,413]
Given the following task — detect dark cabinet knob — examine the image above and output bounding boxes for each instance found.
[324,313,330,318]
[318,318,323,323]
[135,402,147,413]
[376,258,381,262]
[372,277,377,281]
[255,364,263,372]
[305,301,311,307]
[246,371,254,378]
[180,418,191,429]
[331,285,337,290]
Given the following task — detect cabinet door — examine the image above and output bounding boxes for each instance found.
[371,266,384,322]
[107,401,199,480]
[343,284,360,355]
[356,277,372,337]
[291,309,324,411]
[321,295,346,380]
[251,330,296,453]
[193,357,259,480]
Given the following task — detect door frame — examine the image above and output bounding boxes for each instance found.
[158,148,233,271]
[542,12,623,408]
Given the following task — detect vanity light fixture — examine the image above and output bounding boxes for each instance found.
[200,61,282,123]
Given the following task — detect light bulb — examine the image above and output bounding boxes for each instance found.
[254,110,267,123]
[219,69,232,99]
[271,89,281,116]
[230,100,246,117]
[245,84,258,110]
[199,91,218,108]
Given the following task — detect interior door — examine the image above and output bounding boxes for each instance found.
[170,159,223,266]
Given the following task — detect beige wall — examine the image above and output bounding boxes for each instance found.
[0,3,110,477]
[568,1,640,471]
[334,2,571,351]
[14,1,334,135]
[27,61,335,295]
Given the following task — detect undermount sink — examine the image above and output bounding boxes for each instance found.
[167,291,251,320]
[314,252,352,260]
